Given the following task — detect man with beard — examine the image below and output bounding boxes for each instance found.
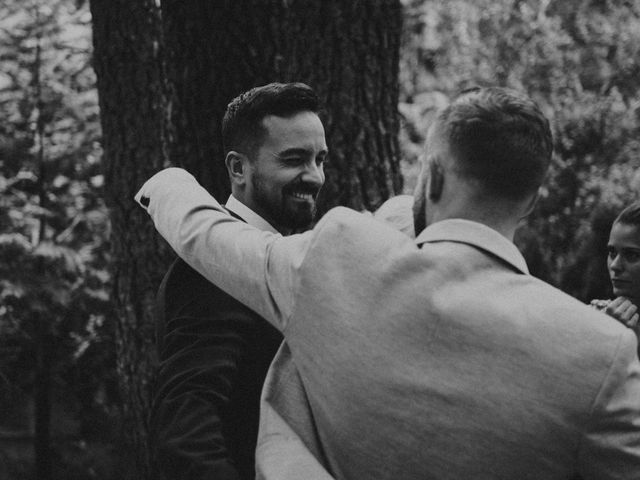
[148,82,327,480]
[139,87,640,479]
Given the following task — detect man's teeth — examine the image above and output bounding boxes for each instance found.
[290,192,314,200]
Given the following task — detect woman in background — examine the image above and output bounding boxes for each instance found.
[591,202,640,336]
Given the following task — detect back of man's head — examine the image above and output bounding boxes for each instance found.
[434,87,553,201]
[222,82,320,158]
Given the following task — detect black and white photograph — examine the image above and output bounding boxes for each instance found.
[1,1,639,479]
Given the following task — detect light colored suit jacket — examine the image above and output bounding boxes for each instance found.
[137,168,640,480]
[256,194,416,480]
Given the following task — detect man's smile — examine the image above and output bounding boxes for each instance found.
[284,184,319,203]
[289,191,315,201]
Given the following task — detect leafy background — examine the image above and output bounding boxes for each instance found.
[0,1,119,478]
[1,0,639,477]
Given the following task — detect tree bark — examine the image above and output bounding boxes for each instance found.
[91,0,402,476]
[33,25,52,480]
[89,1,171,478]
[162,0,404,211]
[34,317,51,480]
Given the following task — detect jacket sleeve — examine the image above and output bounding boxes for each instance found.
[256,344,336,480]
[148,259,257,480]
[578,328,640,479]
[256,403,335,480]
[135,167,311,331]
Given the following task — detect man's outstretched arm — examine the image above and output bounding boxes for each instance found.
[136,167,308,331]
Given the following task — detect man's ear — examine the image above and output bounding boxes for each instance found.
[225,151,247,185]
[427,158,444,202]
[520,189,540,219]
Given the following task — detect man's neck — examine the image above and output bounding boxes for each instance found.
[427,175,533,242]
[430,202,521,242]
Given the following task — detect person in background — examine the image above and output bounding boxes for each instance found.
[148,82,328,480]
[591,202,640,343]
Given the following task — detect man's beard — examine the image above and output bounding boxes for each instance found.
[252,176,317,231]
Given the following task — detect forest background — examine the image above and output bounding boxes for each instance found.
[1,0,639,478]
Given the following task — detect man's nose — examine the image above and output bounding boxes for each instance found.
[302,161,325,186]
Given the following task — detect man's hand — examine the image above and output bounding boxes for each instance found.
[604,296,639,329]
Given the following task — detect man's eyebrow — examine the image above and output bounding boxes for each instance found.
[272,147,329,157]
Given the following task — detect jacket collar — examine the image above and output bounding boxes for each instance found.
[225,194,279,234]
[414,219,529,275]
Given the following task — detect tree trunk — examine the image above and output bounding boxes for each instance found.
[33,27,52,480]
[34,317,51,480]
[91,0,402,476]
[89,1,171,478]
[162,0,404,210]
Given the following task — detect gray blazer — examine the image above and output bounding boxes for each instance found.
[138,168,640,480]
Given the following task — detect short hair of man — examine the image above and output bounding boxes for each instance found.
[434,86,553,200]
[222,82,320,158]
[614,201,640,227]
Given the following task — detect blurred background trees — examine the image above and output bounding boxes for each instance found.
[400,0,640,292]
[1,0,640,478]
[0,0,119,479]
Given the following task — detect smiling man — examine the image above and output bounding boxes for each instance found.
[223,92,327,234]
[148,83,327,480]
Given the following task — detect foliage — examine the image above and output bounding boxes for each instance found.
[0,0,120,478]
[400,0,640,293]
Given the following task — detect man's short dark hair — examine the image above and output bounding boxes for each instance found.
[614,202,640,228]
[222,82,320,158]
[434,86,553,200]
